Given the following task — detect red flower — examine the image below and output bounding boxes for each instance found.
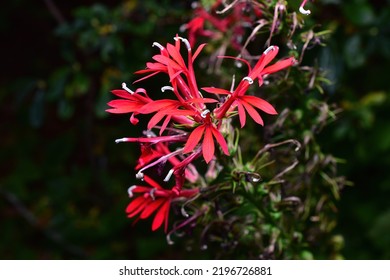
[182,1,262,49]
[106,84,152,125]
[181,3,229,48]
[136,142,199,183]
[126,176,198,232]
[108,36,296,234]
[183,111,229,163]
[204,46,295,125]
[135,36,206,103]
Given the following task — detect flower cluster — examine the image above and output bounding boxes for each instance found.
[107,35,295,231]
[181,0,262,50]
[181,0,313,53]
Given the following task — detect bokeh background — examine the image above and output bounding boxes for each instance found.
[1,0,390,259]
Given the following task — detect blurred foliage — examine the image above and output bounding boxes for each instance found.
[0,0,390,259]
[318,0,390,259]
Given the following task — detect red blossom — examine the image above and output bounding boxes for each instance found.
[126,176,199,232]
[205,46,295,123]
[135,143,199,183]
[106,85,152,125]
[182,1,262,49]
[183,112,229,163]
[108,37,295,233]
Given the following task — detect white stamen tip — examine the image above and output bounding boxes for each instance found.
[264,46,276,55]
[181,206,189,218]
[243,77,254,84]
[299,6,311,15]
[136,172,144,180]
[115,138,127,143]
[152,42,164,50]
[121,82,134,94]
[161,86,174,92]
[164,169,174,182]
[128,185,137,197]
[201,109,210,118]
[149,188,156,200]
[174,36,191,51]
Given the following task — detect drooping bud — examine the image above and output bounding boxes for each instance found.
[299,0,311,15]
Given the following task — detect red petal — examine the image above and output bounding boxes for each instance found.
[241,100,264,126]
[211,125,229,156]
[202,87,231,95]
[186,97,218,103]
[241,95,277,115]
[262,46,280,66]
[126,196,148,217]
[164,109,196,116]
[160,115,171,135]
[140,99,180,114]
[140,198,166,219]
[106,100,143,113]
[237,101,246,128]
[261,57,295,76]
[147,111,166,130]
[131,186,152,193]
[202,126,215,163]
[192,43,207,62]
[168,68,184,82]
[133,71,161,84]
[153,54,181,70]
[152,200,170,231]
[167,43,186,68]
[111,89,132,99]
[183,125,205,154]
[251,46,279,77]
[130,113,139,125]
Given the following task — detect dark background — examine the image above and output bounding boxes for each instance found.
[1,0,390,259]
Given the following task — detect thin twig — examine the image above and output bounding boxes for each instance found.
[252,139,301,164]
[270,159,299,182]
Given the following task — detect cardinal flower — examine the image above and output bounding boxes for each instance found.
[203,86,278,128]
[136,142,199,183]
[183,110,229,163]
[181,1,262,50]
[106,83,152,125]
[204,45,295,126]
[126,175,199,232]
